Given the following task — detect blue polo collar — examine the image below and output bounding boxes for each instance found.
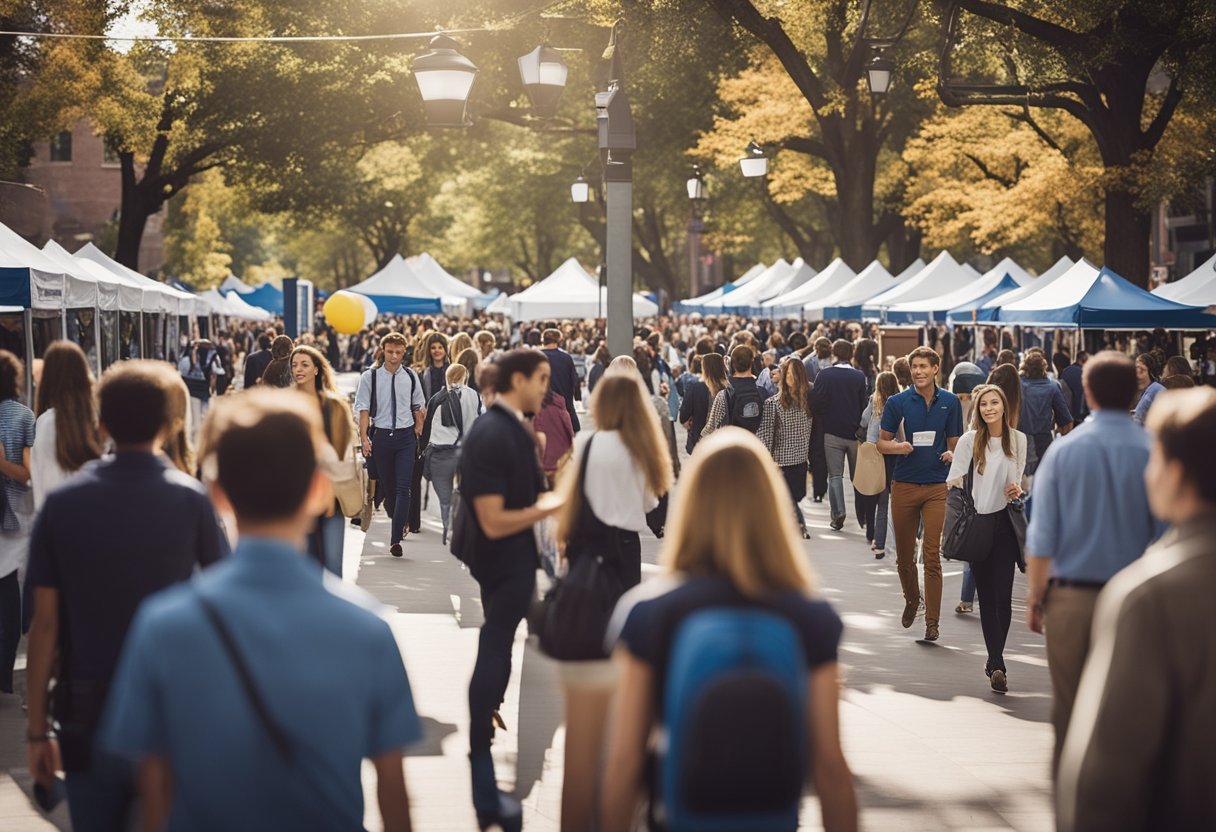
[230,536,320,583]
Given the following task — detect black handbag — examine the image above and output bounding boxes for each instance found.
[531,437,627,661]
[941,460,994,563]
[448,484,477,569]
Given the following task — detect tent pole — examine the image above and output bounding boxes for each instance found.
[93,307,102,375]
[23,309,34,408]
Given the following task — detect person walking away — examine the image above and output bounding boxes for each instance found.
[878,347,964,642]
[242,330,275,390]
[179,339,224,439]
[758,358,814,539]
[1056,387,1216,832]
[161,375,197,476]
[1060,351,1088,423]
[540,328,582,431]
[292,344,355,577]
[552,373,671,831]
[864,372,901,560]
[945,385,1026,693]
[701,344,764,437]
[355,333,426,558]
[534,384,576,484]
[810,340,868,531]
[96,391,420,831]
[25,361,228,830]
[419,363,482,544]
[1023,351,1162,775]
[1019,352,1073,480]
[600,428,857,832]
[0,351,33,695]
[31,341,102,509]
[259,335,295,389]
[806,338,835,503]
[679,352,725,455]
[947,361,986,428]
[803,336,833,384]
[586,344,610,395]
[1131,353,1165,425]
[460,349,563,831]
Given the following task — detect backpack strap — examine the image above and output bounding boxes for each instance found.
[450,389,465,442]
[723,387,735,427]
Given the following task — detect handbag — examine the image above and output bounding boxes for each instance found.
[320,400,365,519]
[852,441,886,496]
[448,484,478,569]
[941,460,994,563]
[530,436,627,661]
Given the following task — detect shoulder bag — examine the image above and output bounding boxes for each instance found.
[320,398,365,519]
[529,436,628,661]
[1006,432,1028,568]
[852,441,886,496]
[941,460,994,563]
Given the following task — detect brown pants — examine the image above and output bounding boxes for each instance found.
[1044,585,1100,777]
[890,481,947,626]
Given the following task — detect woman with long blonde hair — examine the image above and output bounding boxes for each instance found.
[946,384,1026,694]
[161,375,197,477]
[600,429,856,832]
[861,371,900,559]
[552,372,672,832]
[31,341,103,507]
[757,357,813,538]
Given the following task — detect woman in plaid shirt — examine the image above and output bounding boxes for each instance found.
[758,358,814,539]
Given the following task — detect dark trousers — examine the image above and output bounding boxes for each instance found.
[0,570,19,692]
[780,463,808,529]
[469,570,536,755]
[857,491,879,541]
[64,751,134,832]
[972,510,1019,673]
[372,429,417,545]
[407,449,424,533]
[809,420,828,500]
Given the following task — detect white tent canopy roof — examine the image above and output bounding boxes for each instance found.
[0,224,97,310]
[219,274,253,295]
[764,258,857,316]
[406,253,481,299]
[996,259,1101,314]
[885,256,1035,315]
[75,242,200,315]
[1154,252,1216,305]
[979,255,1078,311]
[504,257,658,321]
[223,290,273,320]
[700,259,800,310]
[864,251,973,310]
[803,260,899,319]
[349,255,466,308]
[42,239,143,311]
[679,262,766,308]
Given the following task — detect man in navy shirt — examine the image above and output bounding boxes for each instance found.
[541,328,581,432]
[879,347,963,642]
[26,361,229,830]
[100,390,421,831]
[810,339,869,530]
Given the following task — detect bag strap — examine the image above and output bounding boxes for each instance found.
[196,593,294,763]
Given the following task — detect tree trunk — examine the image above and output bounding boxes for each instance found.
[1103,187,1151,288]
[885,217,922,274]
[115,153,155,270]
[832,137,881,271]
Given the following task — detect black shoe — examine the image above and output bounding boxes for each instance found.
[801,526,811,539]
[813,496,823,503]
[390,543,403,557]
[409,527,422,535]
[471,753,522,832]
[990,669,1008,693]
[830,516,845,531]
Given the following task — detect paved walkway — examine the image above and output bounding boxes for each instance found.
[0,408,1055,831]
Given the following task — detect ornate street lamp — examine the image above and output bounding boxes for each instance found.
[686,164,707,201]
[570,174,590,203]
[518,44,569,118]
[411,35,478,127]
[865,47,895,95]
[739,140,768,178]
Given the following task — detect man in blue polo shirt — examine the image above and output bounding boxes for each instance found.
[879,347,963,642]
[100,391,421,831]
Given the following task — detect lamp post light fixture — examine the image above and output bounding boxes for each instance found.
[411,35,478,127]
[865,47,895,95]
[686,165,707,201]
[518,44,569,118]
[739,140,768,178]
[686,165,708,298]
[570,174,590,203]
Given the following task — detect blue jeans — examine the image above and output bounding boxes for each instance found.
[372,428,417,545]
[318,511,345,577]
[64,751,134,832]
[960,563,976,603]
[824,434,857,521]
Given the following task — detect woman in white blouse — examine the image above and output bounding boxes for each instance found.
[947,384,1026,694]
[553,371,673,831]
[31,341,102,509]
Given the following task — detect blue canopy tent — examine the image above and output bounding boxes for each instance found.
[996,266,1216,329]
[243,283,285,316]
[944,274,1022,324]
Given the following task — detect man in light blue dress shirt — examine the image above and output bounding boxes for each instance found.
[1024,351,1163,775]
[355,332,427,557]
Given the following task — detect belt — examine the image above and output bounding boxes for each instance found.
[1048,577,1105,590]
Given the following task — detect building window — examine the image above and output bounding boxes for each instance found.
[102,141,120,165]
[49,131,72,162]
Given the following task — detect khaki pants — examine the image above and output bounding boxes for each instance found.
[890,481,947,626]
[1044,586,1100,777]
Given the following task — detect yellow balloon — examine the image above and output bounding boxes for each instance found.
[323,291,366,335]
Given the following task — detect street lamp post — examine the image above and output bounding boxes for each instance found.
[596,23,635,360]
[410,35,479,127]
[686,165,707,298]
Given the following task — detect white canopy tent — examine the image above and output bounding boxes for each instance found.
[0,223,97,310]
[219,274,253,295]
[803,260,901,321]
[75,243,202,316]
[677,262,767,310]
[224,290,274,320]
[883,256,1035,323]
[348,255,462,313]
[862,251,974,318]
[763,258,857,317]
[1154,252,1216,306]
[43,240,144,312]
[503,257,658,321]
[407,253,482,300]
[975,256,1077,319]
[700,259,802,313]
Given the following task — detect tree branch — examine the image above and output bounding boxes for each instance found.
[1003,105,1063,153]
[781,136,828,158]
[953,0,1082,50]
[963,152,1015,187]
[1141,68,1184,148]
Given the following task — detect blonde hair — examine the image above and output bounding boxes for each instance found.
[556,374,672,543]
[970,384,1014,475]
[449,332,474,363]
[662,428,813,597]
[162,374,196,475]
[446,363,468,386]
[871,371,899,421]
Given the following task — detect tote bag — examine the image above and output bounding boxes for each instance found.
[852,441,886,496]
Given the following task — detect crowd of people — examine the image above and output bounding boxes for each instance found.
[0,303,1211,832]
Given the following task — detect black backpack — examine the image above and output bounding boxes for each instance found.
[724,378,764,433]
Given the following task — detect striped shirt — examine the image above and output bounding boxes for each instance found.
[757,395,812,468]
[0,398,34,532]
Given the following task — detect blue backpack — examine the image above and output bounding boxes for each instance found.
[656,608,808,832]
